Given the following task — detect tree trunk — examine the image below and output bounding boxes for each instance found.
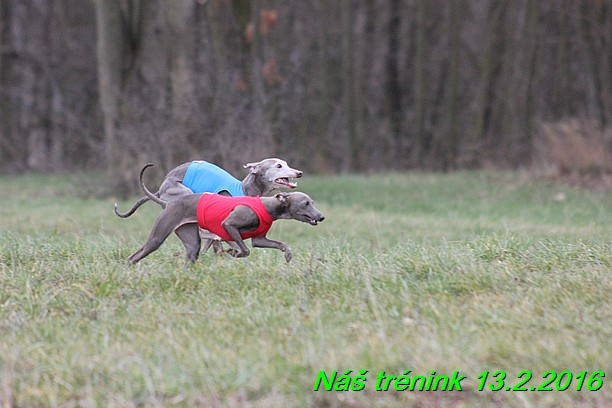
[578,0,609,126]
[489,4,517,164]
[94,0,128,189]
[342,0,359,171]
[413,0,429,167]
[521,0,539,158]
[232,0,252,84]
[95,0,174,193]
[166,0,195,166]
[473,1,506,163]
[315,0,331,171]
[0,0,17,168]
[443,0,463,169]
[556,0,572,117]
[386,0,402,164]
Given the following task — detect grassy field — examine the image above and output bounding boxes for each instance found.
[0,171,610,407]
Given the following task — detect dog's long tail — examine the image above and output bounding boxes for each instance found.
[114,195,155,218]
[139,163,168,208]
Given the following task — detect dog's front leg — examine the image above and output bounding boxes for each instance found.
[251,236,292,262]
[220,221,250,258]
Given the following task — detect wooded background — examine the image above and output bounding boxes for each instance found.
[0,0,610,192]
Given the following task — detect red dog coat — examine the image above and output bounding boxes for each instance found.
[196,193,274,241]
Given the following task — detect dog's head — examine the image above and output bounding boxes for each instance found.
[244,158,303,191]
[275,192,325,226]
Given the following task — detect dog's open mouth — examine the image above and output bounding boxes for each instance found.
[274,177,298,188]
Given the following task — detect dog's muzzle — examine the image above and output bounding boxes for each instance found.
[308,215,325,226]
[274,177,299,188]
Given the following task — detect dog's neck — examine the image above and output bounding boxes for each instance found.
[242,172,273,196]
[260,197,289,221]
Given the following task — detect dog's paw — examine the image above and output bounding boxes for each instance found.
[225,249,239,257]
[283,247,292,262]
[226,248,249,258]
[212,241,225,255]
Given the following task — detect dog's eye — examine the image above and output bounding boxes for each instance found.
[276,163,282,168]
[305,202,310,207]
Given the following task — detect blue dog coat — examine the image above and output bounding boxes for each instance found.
[182,161,245,196]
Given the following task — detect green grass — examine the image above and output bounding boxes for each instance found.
[1,171,610,407]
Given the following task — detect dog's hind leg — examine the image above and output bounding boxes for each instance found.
[128,211,178,264]
[174,223,201,263]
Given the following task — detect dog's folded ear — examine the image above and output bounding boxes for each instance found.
[275,192,290,205]
[243,160,264,174]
